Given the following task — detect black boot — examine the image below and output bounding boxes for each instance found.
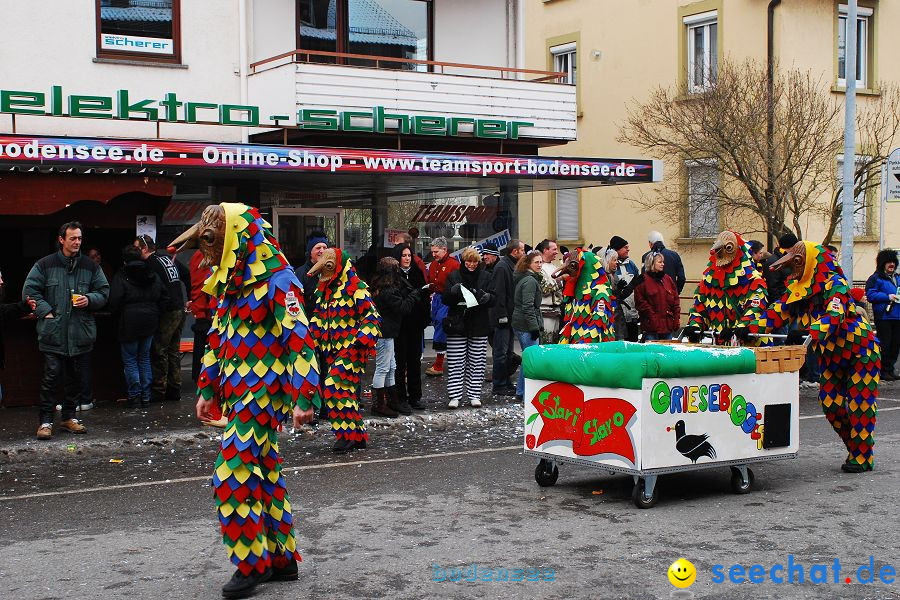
[221,567,272,599]
[126,397,139,409]
[841,461,867,473]
[371,388,398,418]
[408,397,424,410]
[387,386,412,416]
[333,437,357,453]
[271,559,298,581]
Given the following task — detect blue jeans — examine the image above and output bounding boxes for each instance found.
[515,330,538,397]
[643,332,674,341]
[121,336,153,401]
[373,337,396,389]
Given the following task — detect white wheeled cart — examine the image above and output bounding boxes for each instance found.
[522,341,803,508]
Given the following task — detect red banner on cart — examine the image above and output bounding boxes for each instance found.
[0,134,657,183]
[530,382,636,461]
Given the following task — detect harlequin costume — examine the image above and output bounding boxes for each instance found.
[307,248,381,452]
[169,203,321,598]
[685,230,769,345]
[558,248,615,344]
[742,241,879,472]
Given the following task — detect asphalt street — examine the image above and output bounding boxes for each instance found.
[1,381,900,600]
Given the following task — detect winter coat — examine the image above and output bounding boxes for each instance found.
[373,279,425,339]
[188,250,213,320]
[615,258,641,322]
[108,260,169,341]
[442,265,495,338]
[23,251,109,356]
[488,254,517,326]
[642,243,686,293]
[763,249,791,303]
[0,300,31,368]
[146,251,187,311]
[395,261,430,329]
[865,271,900,322]
[427,254,460,294]
[635,271,680,334]
[512,270,543,333]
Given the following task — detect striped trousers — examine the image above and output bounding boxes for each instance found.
[446,335,488,403]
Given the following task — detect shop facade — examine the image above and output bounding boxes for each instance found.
[0,0,659,406]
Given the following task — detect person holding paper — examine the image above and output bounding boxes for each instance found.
[441,247,495,409]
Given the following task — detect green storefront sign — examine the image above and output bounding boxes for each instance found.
[0,86,534,139]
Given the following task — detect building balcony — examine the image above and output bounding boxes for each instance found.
[247,50,577,145]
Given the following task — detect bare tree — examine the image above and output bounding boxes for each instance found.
[618,58,898,247]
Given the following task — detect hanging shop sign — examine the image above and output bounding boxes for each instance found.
[0,86,530,138]
[0,134,662,184]
[410,204,499,224]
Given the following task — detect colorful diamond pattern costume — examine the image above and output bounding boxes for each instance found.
[197,203,321,575]
[559,248,616,344]
[687,231,770,345]
[744,242,880,470]
[308,248,380,443]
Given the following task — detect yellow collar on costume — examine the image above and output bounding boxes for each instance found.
[785,241,819,304]
[202,202,248,296]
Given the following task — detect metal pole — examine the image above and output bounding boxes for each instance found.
[881,161,888,250]
[841,0,858,281]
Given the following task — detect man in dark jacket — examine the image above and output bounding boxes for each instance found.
[24,221,109,440]
[641,231,686,293]
[866,249,900,380]
[489,239,524,395]
[135,234,187,403]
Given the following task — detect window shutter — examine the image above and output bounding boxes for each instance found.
[556,189,580,240]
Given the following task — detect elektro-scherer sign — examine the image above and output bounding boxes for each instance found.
[0,86,533,139]
[0,134,662,184]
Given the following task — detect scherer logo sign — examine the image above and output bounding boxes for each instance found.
[0,85,532,139]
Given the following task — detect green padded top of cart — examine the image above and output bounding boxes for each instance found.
[522,341,757,390]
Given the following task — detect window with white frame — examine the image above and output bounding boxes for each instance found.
[555,188,580,241]
[684,11,718,92]
[836,155,869,237]
[686,163,719,238]
[837,5,872,88]
[551,42,576,85]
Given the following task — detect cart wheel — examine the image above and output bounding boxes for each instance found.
[631,479,659,509]
[730,467,755,494]
[534,459,559,487]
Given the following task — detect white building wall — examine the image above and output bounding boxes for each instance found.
[0,0,243,142]
[434,0,512,73]
[249,0,295,65]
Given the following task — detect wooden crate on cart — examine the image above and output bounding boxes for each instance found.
[752,346,806,374]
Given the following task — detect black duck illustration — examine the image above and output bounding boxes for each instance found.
[672,420,716,463]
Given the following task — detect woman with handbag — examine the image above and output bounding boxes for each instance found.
[512,251,544,402]
[441,247,495,408]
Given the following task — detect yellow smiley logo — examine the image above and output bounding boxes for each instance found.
[667,558,697,588]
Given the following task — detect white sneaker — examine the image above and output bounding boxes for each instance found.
[447,399,459,409]
[470,399,482,408]
[76,402,94,411]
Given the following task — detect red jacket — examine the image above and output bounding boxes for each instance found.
[189,250,213,320]
[635,272,680,334]
[427,254,460,294]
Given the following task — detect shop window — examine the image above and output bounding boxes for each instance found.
[96,0,181,63]
[686,163,719,238]
[550,42,576,85]
[837,5,873,89]
[836,155,868,237]
[555,189,580,242]
[297,0,432,69]
[684,11,717,93]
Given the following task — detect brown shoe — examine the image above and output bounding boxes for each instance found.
[59,419,87,434]
[36,423,53,440]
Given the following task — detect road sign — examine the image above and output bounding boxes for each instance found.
[887,147,900,202]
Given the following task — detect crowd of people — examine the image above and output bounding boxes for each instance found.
[1,218,898,444]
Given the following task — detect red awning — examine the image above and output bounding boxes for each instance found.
[0,173,173,215]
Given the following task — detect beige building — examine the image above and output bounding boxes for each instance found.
[523,0,899,286]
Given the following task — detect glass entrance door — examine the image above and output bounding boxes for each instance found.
[272,208,343,267]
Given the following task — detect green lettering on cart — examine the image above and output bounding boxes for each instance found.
[651,381,670,414]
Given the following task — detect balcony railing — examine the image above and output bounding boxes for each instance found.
[249,49,568,83]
